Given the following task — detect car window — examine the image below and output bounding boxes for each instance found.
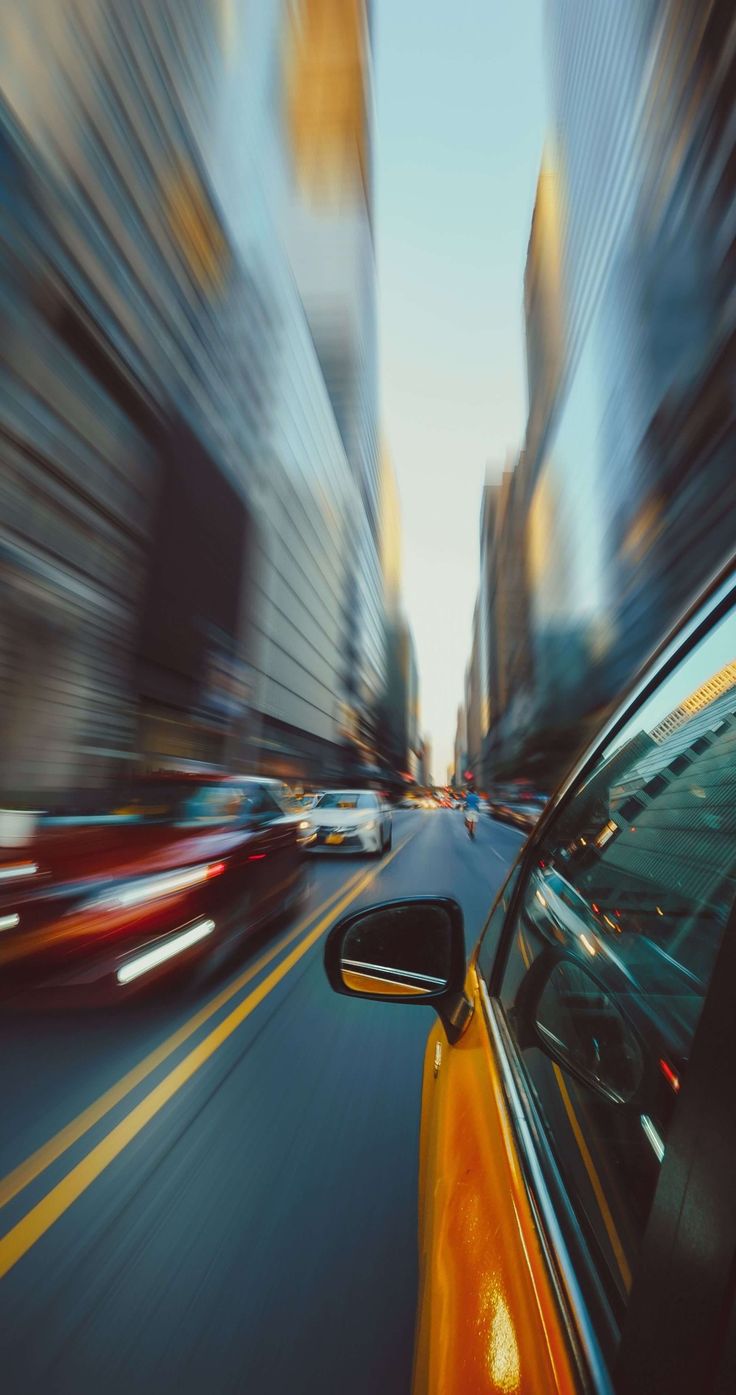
[314,792,373,809]
[179,785,248,822]
[476,864,522,982]
[252,785,283,816]
[109,782,246,823]
[495,599,736,1327]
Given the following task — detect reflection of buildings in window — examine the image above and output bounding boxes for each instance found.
[650,661,736,742]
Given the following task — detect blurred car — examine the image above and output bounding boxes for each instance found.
[307,790,392,854]
[323,557,736,1394]
[0,775,307,998]
[489,790,547,832]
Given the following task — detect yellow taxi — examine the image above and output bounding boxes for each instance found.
[325,558,736,1395]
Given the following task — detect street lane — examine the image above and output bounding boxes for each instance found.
[0,810,525,1394]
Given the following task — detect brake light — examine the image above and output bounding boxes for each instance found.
[659,1058,680,1093]
[206,861,226,878]
[248,853,266,862]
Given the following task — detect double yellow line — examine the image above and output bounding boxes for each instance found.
[0,831,415,1280]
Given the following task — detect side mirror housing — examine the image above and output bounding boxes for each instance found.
[324,896,472,1043]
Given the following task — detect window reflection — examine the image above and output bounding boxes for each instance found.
[499,600,736,1322]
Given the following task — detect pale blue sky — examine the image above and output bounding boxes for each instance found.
[374,0,548,777]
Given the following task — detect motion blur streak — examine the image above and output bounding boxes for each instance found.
[116,918,215,984]
[0,830,415,1281]
[0,868,368,1211]
[455,0,736,800]
[0,0,394,799]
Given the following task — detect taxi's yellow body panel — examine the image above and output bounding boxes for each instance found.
[413,969,578,1395]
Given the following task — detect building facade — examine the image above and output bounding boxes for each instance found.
[281,0,385,776]
[478,461,535,785]
[0,0,377,800]
[527,0,736,744]
[453,705,467,789]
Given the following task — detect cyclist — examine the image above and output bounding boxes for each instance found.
[465,787,480,839]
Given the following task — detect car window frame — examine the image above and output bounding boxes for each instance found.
[477,554,736,1392]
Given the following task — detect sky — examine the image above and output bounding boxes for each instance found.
[374,0,548,780]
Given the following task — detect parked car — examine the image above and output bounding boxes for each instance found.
[0,774,308,998]
[324,556,736,1395]
[307,790,392,854]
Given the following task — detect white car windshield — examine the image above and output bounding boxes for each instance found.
[314,793,376,810]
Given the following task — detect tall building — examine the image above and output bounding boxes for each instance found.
[382,615,421,782]
[524,157,565,467]
[478,459,535,785]
[380,443,402,621]
[282,0,385,775]
[421,736,433,789]
[527,0,736,737]
[453,705,467,789]
[0,0,375,798]
[0,1,239,798]
[464,601,482,779]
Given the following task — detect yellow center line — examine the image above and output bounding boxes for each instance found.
[0,866,367,1212]
[0,830,417,1280]
[552,1063,632,1292]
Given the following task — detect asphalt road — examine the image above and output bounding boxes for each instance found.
[0,809,525,1395]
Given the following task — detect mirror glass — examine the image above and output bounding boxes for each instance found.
[340,903,452,998]
[535,960,644,1102]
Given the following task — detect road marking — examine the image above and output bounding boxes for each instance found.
[552,1063,632,1292]
[489,845,514,863]
[0,831,416,1280]
[0,867,368,1212]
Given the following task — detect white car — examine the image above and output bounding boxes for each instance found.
[307,790,392,855]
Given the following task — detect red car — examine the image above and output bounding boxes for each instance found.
[0,775,308,998]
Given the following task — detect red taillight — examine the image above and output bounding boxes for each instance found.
[659,1058,680,1093]
[248,853,266,862]
[206,861,227,878]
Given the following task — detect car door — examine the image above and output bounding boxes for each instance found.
[472,574,736,1393]
[410,865,574,1395]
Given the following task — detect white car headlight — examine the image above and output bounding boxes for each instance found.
[363,819,378,832]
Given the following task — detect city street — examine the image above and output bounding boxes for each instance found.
[0,810,525,1395]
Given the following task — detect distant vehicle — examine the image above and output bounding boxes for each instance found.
[489,790,547,832]
[323,555,736,1395]
[307,790,392,855]
[0,775,308,998]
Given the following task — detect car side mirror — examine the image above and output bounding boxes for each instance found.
[516,950,645,1104]
[324,897,472,1043]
